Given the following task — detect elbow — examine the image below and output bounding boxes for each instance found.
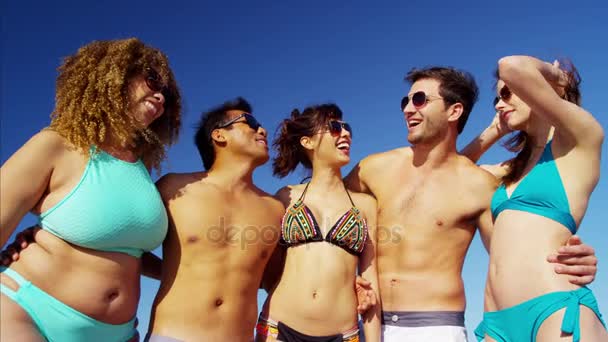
[590,124,605,148]
[498,56,531,83]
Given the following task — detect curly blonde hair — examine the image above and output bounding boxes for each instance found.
[50,38,181,170]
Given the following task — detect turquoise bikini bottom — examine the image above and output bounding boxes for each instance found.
[474,286,606,342]
[0,266,136,342]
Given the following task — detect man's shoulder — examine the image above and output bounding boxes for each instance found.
[156,171,207,200]
[273,184,305,208]
[454,156,499,195]
[350,191,376,212]
[360,147,411,169]
[255,186,286,208]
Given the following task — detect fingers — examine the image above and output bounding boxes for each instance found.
[568,275,595,286]
[355,276,371,287]
[356,289,377,315]
[555,243,595,257]
[15,232,30,249]
[552,60,560,68]
[1,253,10,266]
[549,254,597,266]
[555,264,597,278]
[0,247,18,266]
[369,290,377,306]
[565,235,582,246]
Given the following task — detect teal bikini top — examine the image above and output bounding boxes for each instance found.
[38,147,168,257]
[491,140,577,234]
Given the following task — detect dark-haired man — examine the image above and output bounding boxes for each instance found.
[345,67,597,341]
[145,98,285,341]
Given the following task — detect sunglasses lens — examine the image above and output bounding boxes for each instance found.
[493,97,500,106]
[412,91,427,108]
[145,70,164,93]
[329,121,342,134]
[400,96,409,111]
[343,122,353,136]
[245,114,261,130]
[500,86,511,101]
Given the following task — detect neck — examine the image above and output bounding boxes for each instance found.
[308,163,344,192]
[98,140,138,162]
[411,130,458,167]
[207,154,257,190]
[524,118,554,147]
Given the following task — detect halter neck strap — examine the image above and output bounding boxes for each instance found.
[298,182,356,207]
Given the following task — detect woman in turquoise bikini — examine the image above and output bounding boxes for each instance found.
[0,38,181,341]
[464,56,606,341]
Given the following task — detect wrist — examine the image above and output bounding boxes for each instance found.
[483,125,504,141]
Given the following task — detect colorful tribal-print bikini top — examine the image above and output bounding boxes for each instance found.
[280,182,368,256]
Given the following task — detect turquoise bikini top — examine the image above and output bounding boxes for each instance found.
[491,140,577,234]
[37,147,168,257]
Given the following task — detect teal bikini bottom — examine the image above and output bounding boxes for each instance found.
[475,286,606,342]
[0,267,136,342]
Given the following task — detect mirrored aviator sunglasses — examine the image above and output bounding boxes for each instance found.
[400,91,431,111]
[328,120,353,137]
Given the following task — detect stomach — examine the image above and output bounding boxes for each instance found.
[486,210,580,311]
[265,244,359,335]
[1,228,141,324]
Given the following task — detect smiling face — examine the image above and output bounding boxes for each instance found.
[402,78,450,145]
[126,73,166,129]
[494,80,532,132]
[220,109,269,166]
[305,119,352,168]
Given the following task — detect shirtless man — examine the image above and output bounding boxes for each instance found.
[344,67,598,341]
[145,98,285,341]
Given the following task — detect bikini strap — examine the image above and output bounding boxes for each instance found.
[0,267,28,286]
[298,182,311,202]
[343,182,356,207]
[0,267,28,300]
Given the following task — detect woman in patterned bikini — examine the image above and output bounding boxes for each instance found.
[256,104,381,342]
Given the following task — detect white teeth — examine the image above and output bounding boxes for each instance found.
[144,101,155,111]
[337,142,350,149]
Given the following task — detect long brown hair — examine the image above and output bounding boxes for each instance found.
[272,104,342,178]
[50,38,181,171]
[500,60,581,184]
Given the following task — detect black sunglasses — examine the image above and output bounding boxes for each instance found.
[145,68,168,94]
[401,91,443,111]
[493,85,512,106]
[216,113,262,131]
[328,120,353,137]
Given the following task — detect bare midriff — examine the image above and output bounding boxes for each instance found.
[1,229,140,324]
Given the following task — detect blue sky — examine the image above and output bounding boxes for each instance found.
[2,1,606,340]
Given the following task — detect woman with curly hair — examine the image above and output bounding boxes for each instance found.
[256,104,381,342]
[461,56,607,341]
[0,38,181,342]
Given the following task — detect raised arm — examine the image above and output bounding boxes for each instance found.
[1,130,61,247]
[358,195,381,342]
[461,111,511,163]
[498,56,604,149]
